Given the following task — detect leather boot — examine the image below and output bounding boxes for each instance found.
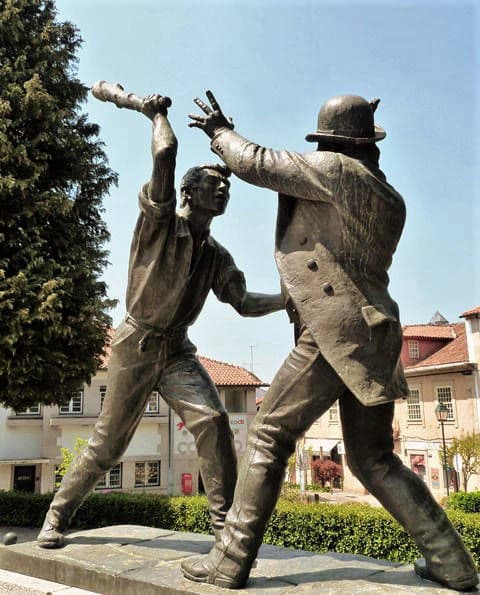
[414,557,478,591]
[181,543,250,589]
[37,513,68,548]
[186,409,238,537]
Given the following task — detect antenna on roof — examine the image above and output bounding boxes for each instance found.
[430,311,449,325]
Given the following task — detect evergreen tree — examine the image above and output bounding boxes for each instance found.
[0,0,117,409]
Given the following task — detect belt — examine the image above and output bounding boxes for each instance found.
[125,313,187,354]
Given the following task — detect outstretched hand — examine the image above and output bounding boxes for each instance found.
[189,91,234,138]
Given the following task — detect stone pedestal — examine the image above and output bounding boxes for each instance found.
[0,525,474,593]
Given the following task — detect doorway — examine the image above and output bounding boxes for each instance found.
[13,465,36,492]
[198,472,205,494]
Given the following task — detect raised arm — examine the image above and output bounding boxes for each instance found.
[189,91,337,202]
[141,94,178,203]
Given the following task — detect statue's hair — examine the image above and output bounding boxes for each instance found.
[180,163,231,194]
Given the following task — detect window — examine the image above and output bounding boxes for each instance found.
[436,386,454,421]
[225,390,247,413]
[135,461,160,488]
[328,400,339,423]
[15,404,41,416]
[407,388,422,422]
[408,340,420,359]
[99,385,107,411]
[59,391,83,415]
[96,464,122,489]
[145,391,159,414]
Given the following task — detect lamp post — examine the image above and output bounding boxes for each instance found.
[435,403,450,497]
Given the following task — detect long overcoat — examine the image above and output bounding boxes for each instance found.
[211,129,409,406]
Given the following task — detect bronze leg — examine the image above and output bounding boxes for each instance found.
[46,322,164,529]
[159,354,237,537]
[340,392,477,588]
[181,329,344,586]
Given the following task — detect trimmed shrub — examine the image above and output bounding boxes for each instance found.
[448,491,480,513]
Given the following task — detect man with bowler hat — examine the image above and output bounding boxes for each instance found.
[180,92,478,591]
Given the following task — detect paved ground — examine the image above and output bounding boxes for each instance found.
[304,489,382,506]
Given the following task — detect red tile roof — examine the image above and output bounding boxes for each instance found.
[199,356,266,387]
[461,306,480,318]
[405,323,469,370]
[402,325,456,340]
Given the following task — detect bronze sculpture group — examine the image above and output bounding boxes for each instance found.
[38,86,478,592]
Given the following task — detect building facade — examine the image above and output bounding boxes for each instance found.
[0,356,264,496]
[300,307,480,496]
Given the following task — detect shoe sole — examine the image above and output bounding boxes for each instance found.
[37,539,64,549]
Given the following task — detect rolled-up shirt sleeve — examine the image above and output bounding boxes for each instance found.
[211,129,340,203]
[212,245,246,306]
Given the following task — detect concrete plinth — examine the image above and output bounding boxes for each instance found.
[0,525,475,593]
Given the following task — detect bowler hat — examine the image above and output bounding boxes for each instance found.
[305,95,386,144]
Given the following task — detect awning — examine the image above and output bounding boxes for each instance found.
[304,438,339,453]
[0,458,50,465]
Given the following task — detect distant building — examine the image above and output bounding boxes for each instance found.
[298,307,480,495]
[0,353,265,496]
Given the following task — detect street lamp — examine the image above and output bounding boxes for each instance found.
[435,403,450,497]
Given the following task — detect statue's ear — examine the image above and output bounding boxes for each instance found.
[370,98,380,113]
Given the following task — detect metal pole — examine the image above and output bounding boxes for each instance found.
[440,420,450,497]
[168,407,174,495]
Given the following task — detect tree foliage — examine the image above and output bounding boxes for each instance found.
[0,0,117,409]
[446,433,480,492]
[312,459,343,486]
[55,437,88,488]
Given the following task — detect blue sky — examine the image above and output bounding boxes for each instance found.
[55,0,478,382]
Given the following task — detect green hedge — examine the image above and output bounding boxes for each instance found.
[265,501,480,567]
[448,491,480,513]
[0,491,211,534]
[1,491,479,567]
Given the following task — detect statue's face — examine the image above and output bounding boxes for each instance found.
[190,169,230,216]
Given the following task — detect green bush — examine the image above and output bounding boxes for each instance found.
[448,491,480,513]
[1,491,479,567]
[0,491,211,535]
[264,501,480,567]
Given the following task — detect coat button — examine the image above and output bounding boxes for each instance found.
[299,236,308,246]
[322,283,334,296]
[306,259,318,271]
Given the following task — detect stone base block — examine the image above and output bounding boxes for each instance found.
[0,525,476,593]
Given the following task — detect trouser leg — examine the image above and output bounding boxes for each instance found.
[340,392,476,581]
[159,355,237,537]
[210,330,344,581]
[47,323,164,529]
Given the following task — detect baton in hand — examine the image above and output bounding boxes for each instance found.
[91,81,172,112]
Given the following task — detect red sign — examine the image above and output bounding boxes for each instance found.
[181,473,193,495]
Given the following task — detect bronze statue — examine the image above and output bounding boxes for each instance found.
[37,86,284,549]
[180,92,478,591]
